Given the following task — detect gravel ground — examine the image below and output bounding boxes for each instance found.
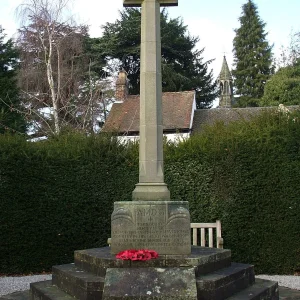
[256,274,300,291]
[0,274,299,296]
[0,275,51,297]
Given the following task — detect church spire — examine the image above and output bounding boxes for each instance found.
[218,56,233,108]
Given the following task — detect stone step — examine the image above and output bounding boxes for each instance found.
[0,282,296,300]
[74,247,131,277]
[196,262,255,300]
[74,246,232,277]
[279,286,300,299]
[226,278,279,300]
[188,247,232,276]
[52,264,104,300]
[0,291,29,300]
[30,280,76,300]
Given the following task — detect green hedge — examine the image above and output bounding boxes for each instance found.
[0,110,299,275]
[0,134,138,274]
[184,110,300,274]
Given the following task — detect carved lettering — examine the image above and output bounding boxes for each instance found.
[111,203,191,254]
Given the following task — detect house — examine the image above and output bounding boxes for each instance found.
[102,70,196,142]
[103,60,299,140]
[193,106,270,134]
[192,56,299,134]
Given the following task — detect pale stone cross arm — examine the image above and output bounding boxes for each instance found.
[124,0,178,7]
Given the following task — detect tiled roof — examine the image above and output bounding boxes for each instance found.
[102,91,195,134]
[192,106,300,134]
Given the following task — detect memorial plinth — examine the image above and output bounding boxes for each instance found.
[111,201,191,255]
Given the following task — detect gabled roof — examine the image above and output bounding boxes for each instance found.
[192,106,300,134]
[218,56,232,81]
[193,108,263,134]
[102,91,195,134]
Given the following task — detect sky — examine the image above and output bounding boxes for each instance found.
[1,0,300,79]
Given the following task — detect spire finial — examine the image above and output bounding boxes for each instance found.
[219,55,232,81]
[218,55,233,108]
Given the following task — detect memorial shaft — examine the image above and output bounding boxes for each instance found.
[138,0,165,186]
[123,0,177,201]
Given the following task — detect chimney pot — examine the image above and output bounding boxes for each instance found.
[115,70,129,102]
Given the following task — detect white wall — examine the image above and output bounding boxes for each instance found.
[117,132,190,144]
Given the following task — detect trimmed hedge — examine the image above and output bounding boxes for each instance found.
[0,134,138,274]
[0,110,299,275]
[182,110,300,274]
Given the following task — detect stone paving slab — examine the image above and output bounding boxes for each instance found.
[1,286,300,300]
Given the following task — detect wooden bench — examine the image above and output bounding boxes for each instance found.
[191,220,223,249]
[108,220,223,249]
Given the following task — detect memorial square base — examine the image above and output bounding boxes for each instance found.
[0,246,279,300]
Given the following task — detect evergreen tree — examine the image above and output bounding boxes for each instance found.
[261,61,300,106]
[0,26,26,134]
[232,0,273,107]
[91,8,217,108]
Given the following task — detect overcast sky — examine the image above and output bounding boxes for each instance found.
[1,0,300,78]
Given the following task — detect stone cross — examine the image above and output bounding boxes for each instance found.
[123,0,178,201]
[112,1,190,257]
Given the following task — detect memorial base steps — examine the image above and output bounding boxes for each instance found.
[30,281,74,300]
[196,262,255,299]
[52,264,104,300]
[0,246,280,300]
[226,278,279,300]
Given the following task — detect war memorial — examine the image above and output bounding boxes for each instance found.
[0,0,280,299]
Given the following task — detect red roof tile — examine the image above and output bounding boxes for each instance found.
[102,91,195,134]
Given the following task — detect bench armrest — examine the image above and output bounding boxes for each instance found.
[217,237,224,249]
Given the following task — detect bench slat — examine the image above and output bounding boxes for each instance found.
[192,228,197,246]
[200,228,205,246]
[208,228,213,247]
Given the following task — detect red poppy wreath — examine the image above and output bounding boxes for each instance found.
[116,249,159,261]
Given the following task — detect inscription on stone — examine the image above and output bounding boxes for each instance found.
[111,201,191,255]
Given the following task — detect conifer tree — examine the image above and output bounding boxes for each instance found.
[0,26,26,134]
[232,0,273,107]
[91,8,217,108]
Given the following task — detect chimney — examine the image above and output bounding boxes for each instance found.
[115,69,129,102]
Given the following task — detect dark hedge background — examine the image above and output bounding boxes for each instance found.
[0,110,299,275]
